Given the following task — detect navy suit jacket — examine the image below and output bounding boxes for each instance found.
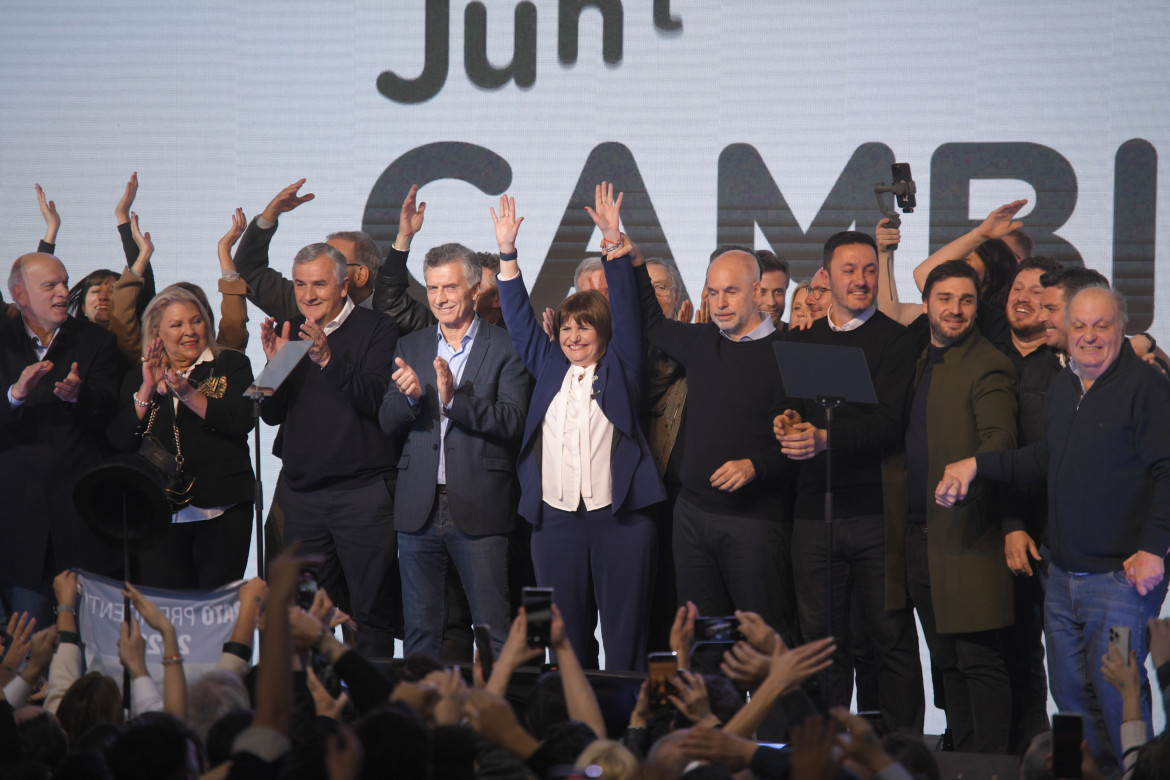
[379,318,529,535]
[498,254,666,526]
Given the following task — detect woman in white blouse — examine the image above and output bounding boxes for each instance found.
[493,187,666,670]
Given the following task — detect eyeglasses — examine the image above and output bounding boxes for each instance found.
[808,286,830,298]
[346,263,361,268]
[652,283,675,296]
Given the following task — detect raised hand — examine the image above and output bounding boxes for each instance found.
[434,356,453,407]
[53,362,81,403]
[10,360,54,402]
[670,601,698,668]
[399,184,426,244]
[261,178,315,224]
[130,212,154,268]
[300,320,331,367]
[392,357,422,401]
[676,299,694,323]
[219,207,247,252]
[583,181,623,245]
[260,318,291,362]
[117,616,148,679]
[768,637,835,694]
[53,569,80,610]
[490,195,524,253]
[123,582,171,634]
[140,336,167,399]
[115,172,138,223]
[541,307,555,341]
[35,183,61,244]
[977,200,1028,242]
[21,626,59,685]
[307,666,350,720]
[669,669,717,725]
[876,217,900,253]
[425,667,468,726]
[735,610,780,654]
[790,715,845,780]
[720,641,772,690]
[487,608,544,695]
[0,612,35,686]
[830,708,893,774]
[695,288,711,324]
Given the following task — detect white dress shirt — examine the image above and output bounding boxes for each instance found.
[541,362,614,511]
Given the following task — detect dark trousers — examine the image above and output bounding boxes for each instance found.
[137,503,254,590]
[906,523,1011,754]
[673,496,795,641]
[792,514,925,733]
[1004,545,1051,752]
[279,478,400,661]
[531,502,656,672]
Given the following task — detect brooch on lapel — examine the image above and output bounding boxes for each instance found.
[590,372,602,399]
[198,374,228,399]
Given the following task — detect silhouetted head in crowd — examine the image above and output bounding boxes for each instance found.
[643,728,692,780]
[187,671,250,749]
[105,711,203,780]
[473,251,503,324]
[355,702,431,780]
[384,654,447,687]
[204,709,254,769]
[1132,732,1170,780]
[67,269,118,326]
[540,720,601,767]
[431,725,477,780]
[56,672,123,746]
[881,731,940,780]
[577,739,643,780]
[15,709,68,772]
[527,670,570,739]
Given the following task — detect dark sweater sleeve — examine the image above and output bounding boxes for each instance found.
[235,217,300,322]
[333,650,394,714]
[976,442,1047,486]
[319,313,398,418]
[831,326,917,456]
[1134,374,1170,556]
[633,261,701,366]
[372,247,436,336]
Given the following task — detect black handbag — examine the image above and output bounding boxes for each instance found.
[138,401,196,512]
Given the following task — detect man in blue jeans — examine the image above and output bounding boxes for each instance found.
[380,243,529,660]
[937,284,1170,774]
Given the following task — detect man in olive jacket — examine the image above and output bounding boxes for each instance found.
[891,260,1018,754]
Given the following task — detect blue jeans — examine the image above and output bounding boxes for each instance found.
[1045,564,1168,774]
[399,492,511,662]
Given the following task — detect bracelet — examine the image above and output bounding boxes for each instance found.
[600,235,623,252]
[160,654,184,666]
[132,391,151,408]
[53,603,75,616]
[499,250,518,261]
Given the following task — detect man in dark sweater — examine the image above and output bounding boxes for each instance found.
[775,231,924,732]
[634,249,794,639]
[259,242,400,661]
[938,284,1170,773]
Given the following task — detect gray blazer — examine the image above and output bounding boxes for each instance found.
[379,319,530,534]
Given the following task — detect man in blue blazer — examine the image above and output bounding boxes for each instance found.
[379,243,530,660]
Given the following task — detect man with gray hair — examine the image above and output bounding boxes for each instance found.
[259,242,400,661]
[380,242,529,661]
[938,284,1170,773]
[0,252,123,625]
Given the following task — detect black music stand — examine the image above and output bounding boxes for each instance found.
[773,340,876,707]
[244,339,311,580]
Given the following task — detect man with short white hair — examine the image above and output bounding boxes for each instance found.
[938,284,1170,773]
[0,253,122,625]
[380,242,528,661]
[259,242,400,660]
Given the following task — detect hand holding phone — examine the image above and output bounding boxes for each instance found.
[522,587,554,648]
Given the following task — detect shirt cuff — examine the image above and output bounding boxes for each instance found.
[8,386,22,407]
[2,676,32,708]
[131,675,163,716]
[256,216,276,230]
[233,726,292,763]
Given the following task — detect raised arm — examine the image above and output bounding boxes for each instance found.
[108,213,153,364]
[216,207,250,350]
[875,218,925,326]
[548,604,607,739]
[372,184,436,335]
[912,200,1027,292]
[35,184,60,248]
[492,196,550,376]
[124,582,187,720]
[234,179,315,321]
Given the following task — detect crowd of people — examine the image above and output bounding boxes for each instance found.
[0,173,1169,779]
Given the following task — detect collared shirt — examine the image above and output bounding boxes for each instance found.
[826,303,877,332]
[432,315,480,485]
[720,314,776,342]
[542,362,614,511]
[8,317,61,407]
[323,298,355,336]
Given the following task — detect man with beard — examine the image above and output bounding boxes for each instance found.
[1003,258,1061,376]
[895,260,1018,754]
